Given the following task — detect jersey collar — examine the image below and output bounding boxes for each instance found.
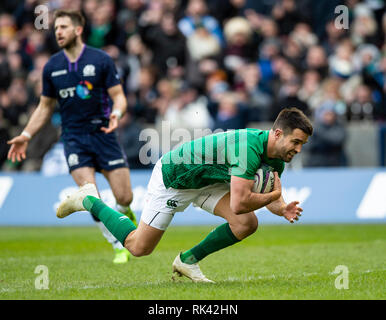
[63,44,86,72]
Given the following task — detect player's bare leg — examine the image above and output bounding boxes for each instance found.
[102,167,136,224]
[71,166,97,188]
[213,192,258,240]
[102,167,133,205]
[70,167,129,263]
[57,184,164,256]
[57,184,213,282]
[57,191,149,264]
[123,221,165,257]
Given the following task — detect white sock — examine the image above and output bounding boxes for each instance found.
[95,221,124,250]
[115,203,129,214]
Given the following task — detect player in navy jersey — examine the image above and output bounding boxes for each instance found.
[7,10,137,264]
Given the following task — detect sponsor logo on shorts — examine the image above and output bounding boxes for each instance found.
[68,153,79,167]
[166,199,178,208]
[108,159,125,166]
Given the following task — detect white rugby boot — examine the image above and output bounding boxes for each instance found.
[172,254,215,283]
[56,183,99,218]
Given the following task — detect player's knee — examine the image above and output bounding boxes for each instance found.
[244,219,258,236]
[127,243,154,257]
[235,217,258,239]
[115,191,133,207]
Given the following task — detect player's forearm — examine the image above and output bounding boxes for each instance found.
[111,94,127,118]
[266,196,286,216]
[231,190,281,214]
[23,102,54,138]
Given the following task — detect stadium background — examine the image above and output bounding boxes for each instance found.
[0,0,385,225]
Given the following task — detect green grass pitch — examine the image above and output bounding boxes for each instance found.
[0,224,385,300]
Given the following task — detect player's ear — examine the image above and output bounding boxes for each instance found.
[75,26,83,36]
[274,128,283,140]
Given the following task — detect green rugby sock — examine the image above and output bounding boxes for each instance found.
[83,196,137,246]
[180,223,240,264]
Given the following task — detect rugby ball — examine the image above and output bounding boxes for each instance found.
[253,164,274,193]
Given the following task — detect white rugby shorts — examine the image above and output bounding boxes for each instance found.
[141,159,230,230]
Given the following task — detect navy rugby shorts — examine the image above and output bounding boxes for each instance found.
[62,131,128,173]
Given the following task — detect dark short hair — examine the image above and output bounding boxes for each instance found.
[272,107,313,136]
[53,10,85,28]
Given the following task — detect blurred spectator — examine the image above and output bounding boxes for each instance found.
[124,34,152,93]
[128,65,159,124]
[116,0,147,38]
[316,77,347,119]
[186,25,221,62]
[138,10,186,77]
[0,49,11,90]
[346,84,376,121]
[82,0,99,21]
[163,82,212,132]
[204,69,229,103]
[270,76,311,121]
[322,19,348,56]
[271,0,309,35]
[0,77,29,127]
[23,30,47,56]
[270,57,298,99]
[208,0,247,25]
[304,103,347,167]
[84,0,126,51]
[305,45,329,78]
[13,0,39,28]
[178,0,224,46]
[283,35,304,71]
[298,70,324,111]
[351,3,378,46]
[222,16,257,73]
[0,13,17,51]
[0,0,385,171]
[207,90,249,131]
[153,77,178,117]
[234,62,272,121]
[329,39,355,79]
[290,22,318,50]
[185,23,221,89]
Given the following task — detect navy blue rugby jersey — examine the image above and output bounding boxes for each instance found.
[42,45,121,132]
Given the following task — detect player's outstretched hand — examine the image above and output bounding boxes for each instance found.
[7,135,29,163]
[282,201,303,224]
[101,113,119,134]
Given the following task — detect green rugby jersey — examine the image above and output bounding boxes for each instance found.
[161,129,285,190]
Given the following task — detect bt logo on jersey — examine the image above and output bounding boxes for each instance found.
[59,87,76,98]
[59,81,93,100]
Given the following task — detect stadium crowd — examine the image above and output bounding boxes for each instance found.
[0,0,385,171]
